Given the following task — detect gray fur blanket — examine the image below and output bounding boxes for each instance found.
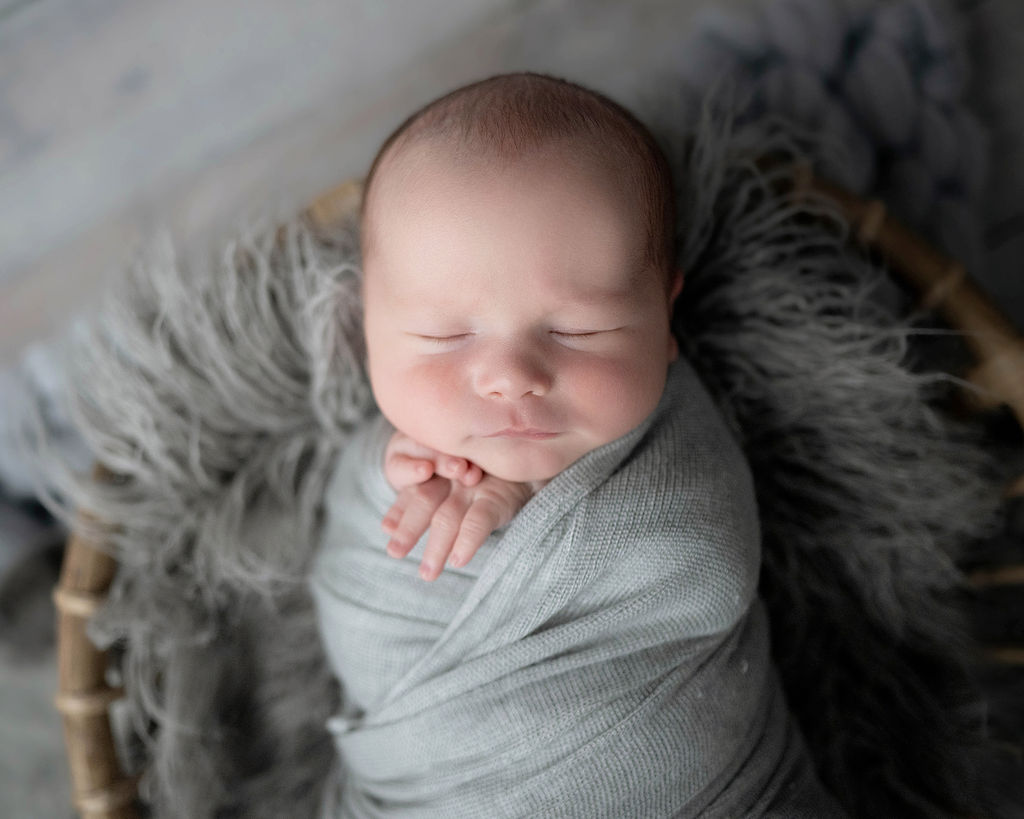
[23,105,1016,817]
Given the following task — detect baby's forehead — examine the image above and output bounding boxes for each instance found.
[373,133,638,215]
[363,128,668,298]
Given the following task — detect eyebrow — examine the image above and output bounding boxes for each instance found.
[553,286,636,306]
[552,264,651,304]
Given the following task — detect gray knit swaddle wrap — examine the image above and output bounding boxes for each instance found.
[311,358,839,818]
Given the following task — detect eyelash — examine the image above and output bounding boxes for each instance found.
[551,330,600,339]
[417,330,602,346]
[417,334,471,346]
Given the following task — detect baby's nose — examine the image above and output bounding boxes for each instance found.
[473,345,552,400]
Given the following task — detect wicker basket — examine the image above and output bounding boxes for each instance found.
[52,173,1024,818]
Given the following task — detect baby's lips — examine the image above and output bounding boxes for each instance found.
[485,428,560,439]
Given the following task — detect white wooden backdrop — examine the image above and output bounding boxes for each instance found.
[2,0,1021,368]
[0,0,762,366]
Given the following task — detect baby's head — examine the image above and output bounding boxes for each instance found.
[360,72,682,484]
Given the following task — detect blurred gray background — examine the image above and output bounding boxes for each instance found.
[1,0,1021,817]
[0,0,760,367]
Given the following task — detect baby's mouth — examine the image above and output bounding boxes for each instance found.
[486,428,559,440]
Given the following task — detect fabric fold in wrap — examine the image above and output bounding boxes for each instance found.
[311,358,840,818]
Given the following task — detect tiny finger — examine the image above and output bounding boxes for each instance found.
[419,494,470,580]
[380,489,411,534]
[459,462,484,487]
[448,499,498,568]
[386,478,448,558]
[387,454,436,489]
[436,456,469,480]
[436,456,484,488]
[381,500,404,534]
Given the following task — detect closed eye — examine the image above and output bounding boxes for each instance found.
[412,333,472,346]
[550,328,617,339]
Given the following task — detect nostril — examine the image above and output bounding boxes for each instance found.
[474,349,552,399]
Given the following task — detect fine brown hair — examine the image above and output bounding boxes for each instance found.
[360,72,676,286]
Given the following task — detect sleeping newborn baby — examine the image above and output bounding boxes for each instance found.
[310,72,845,817]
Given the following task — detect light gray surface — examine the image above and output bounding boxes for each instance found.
[0,0,751,366]
[3,0,1021,369]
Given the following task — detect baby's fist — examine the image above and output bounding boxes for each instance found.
[383,430,483,492]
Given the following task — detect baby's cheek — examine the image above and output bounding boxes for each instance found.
[379,358,466,448]
[570,356,665,436]
[406,358,464,408]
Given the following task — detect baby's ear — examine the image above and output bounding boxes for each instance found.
[667,270,683,362]
[670,269,684,303]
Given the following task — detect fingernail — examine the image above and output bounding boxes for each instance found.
[448,553,465,568]
[386,540,403,557]
[419,562,436,580]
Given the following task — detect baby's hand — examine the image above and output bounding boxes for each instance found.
[383,475,533,581]
[383,430,483,492]
[380,438,532,577]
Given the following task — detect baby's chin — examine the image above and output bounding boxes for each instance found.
[483,462,559,485]
[468,446,576,486]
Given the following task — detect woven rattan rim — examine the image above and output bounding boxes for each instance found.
[54,172,1024,818]
[74,775,141,817]
[53,587,105,619]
